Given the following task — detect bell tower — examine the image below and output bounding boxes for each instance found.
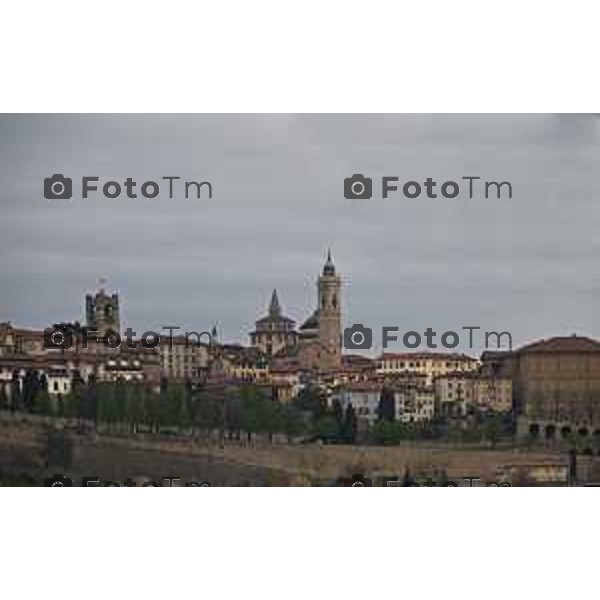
[317,249,342,369]
[85,283,120,337]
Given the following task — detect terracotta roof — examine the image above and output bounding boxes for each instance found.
[517,335,600,354]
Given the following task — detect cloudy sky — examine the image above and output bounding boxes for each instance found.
[1,114,599,353]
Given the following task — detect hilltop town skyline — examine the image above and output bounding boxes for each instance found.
[2,114,600,350]
[2,251,598,357]
[2,117,600,488]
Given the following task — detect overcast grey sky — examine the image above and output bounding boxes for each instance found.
[1,114,599,354]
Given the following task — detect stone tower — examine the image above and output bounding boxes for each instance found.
[317,249,342,369]
[85,287,120,337]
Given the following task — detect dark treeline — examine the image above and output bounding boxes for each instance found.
[0,371,521,447]
[0,371,358,443]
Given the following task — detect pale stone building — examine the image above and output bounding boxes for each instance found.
[377,352,479,385]
[482,335,600,440]
[335,382,436,425]
[159,335,210,381]
[336,382,382,424]
[395,386,436,423]
[46,367,73,396]
[434,373,512,417]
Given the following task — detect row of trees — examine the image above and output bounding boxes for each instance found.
[291,386,357,443]
[370,416,507,447]
[1,371,315,442]
[1,371,518,447]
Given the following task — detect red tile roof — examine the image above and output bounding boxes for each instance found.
[517,335,600,354]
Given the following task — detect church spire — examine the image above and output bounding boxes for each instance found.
[323,248,335,276]
[269,289,281,316]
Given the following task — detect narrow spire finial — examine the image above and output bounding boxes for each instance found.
[323,248,335,275]
[269,289,281,316]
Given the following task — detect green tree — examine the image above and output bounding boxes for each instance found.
[167,383,189,429]
[120,383,134,431]
[63,389,83,421]
[236,386,274,441]
[293,385,328,419]
[281,404,306,443]
[127,384,146,433]
[176,387,193,432]
[194,392,224,436]
[314,415,339,441]
[238,394,262,442]
[0,386,8,410]
[114,380,129,427]
[263,399,283,443]
[332,398,344,429]
[31,389,53,416]
[460,425,484,444]
[483,416,503,449]
[144,389,161,433]
[223,389,242,439]
[371,420,404,445]
[343,403,358,443]
[97,382,119,431]
[378,387,396,422]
